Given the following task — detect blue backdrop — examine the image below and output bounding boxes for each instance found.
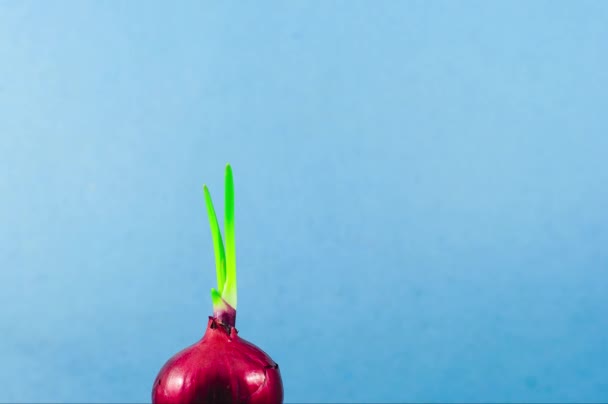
[1,1,607,402]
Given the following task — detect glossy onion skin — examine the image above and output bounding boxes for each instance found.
[152,317,283,404]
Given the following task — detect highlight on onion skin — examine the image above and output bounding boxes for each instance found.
[152,164,283,404]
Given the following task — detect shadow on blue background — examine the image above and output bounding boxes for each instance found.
[1,1,607,402]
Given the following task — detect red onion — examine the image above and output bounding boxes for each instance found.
[152,165,283,404]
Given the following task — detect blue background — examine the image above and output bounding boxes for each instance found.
[1,1,607,402]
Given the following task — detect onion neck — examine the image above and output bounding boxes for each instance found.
[213,303,236,328]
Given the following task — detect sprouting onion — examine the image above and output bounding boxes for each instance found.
[152,164,283,404]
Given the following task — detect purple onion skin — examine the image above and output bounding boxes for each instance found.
[152,317,283,404]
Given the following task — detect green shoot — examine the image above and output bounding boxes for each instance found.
[203,185,226,295]
[203,164,237,312]
[223,164,237,309]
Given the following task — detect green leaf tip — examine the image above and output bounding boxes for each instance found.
[210,287,224,309]
[203,164,237,310]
